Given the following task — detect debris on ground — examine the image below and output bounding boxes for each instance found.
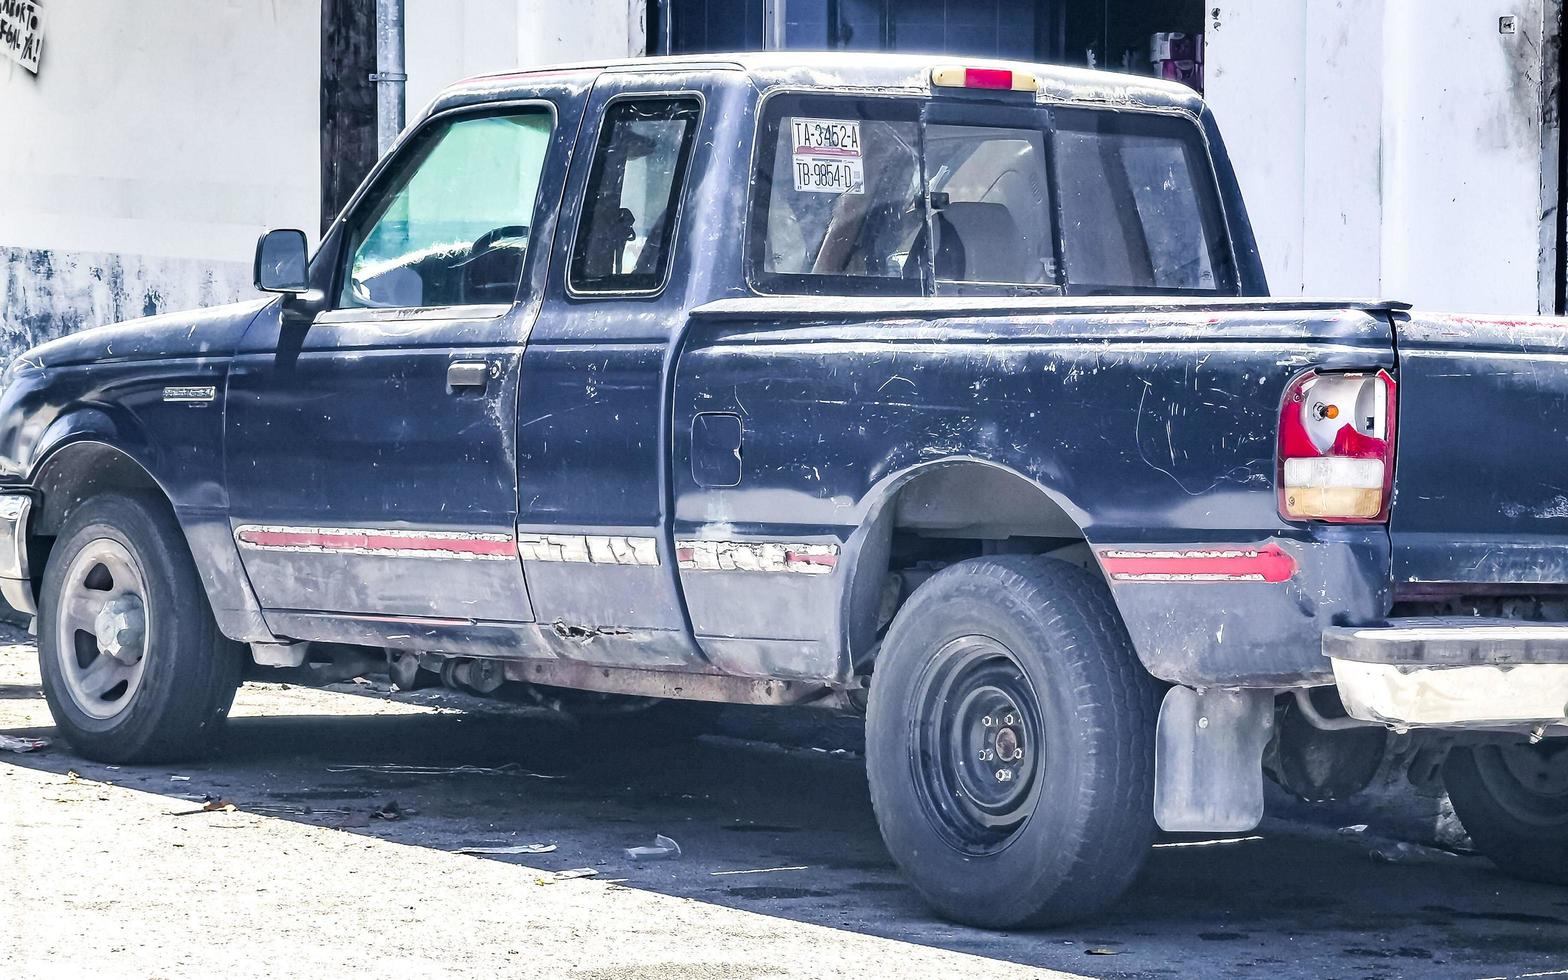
[246,803,352,817]
[65,770,81,782]
[456,843,557,856]
[708,865,809,877]
[333,800,412,828]
[1368,840,1466,866]
[1085,948,1122,956]
[324,762,559,779]
[537,868,597,884]
[169,775,191,782]
[171,797,238,817]
[1338,824,1369,835]
[624,834,681,862]
[0,734,48,752]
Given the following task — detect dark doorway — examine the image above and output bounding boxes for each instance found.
[321,0,379,236]
[1064,0,1203,75]
[653,0,1205,86]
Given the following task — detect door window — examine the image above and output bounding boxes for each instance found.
[338,107,554,310]
[569,98,702,294]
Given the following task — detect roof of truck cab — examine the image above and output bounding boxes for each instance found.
[436,51,1206,115]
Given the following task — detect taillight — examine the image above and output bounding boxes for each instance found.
[930,65,1040,92]
[1278,369,1396,523]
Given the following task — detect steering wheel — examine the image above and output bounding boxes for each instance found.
[462,225,531,304]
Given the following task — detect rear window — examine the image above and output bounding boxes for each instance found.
[747,96,1236,297]
[750,96,924,295]
[1052,109,1232,294]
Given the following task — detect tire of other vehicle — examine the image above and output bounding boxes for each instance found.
[1444,742,1568,885]
[866,555,1161,929]
[38,492,244,763]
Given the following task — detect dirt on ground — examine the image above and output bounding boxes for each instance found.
[1,625,1566,979]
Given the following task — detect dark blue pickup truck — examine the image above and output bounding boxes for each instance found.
[2,53,1565,926]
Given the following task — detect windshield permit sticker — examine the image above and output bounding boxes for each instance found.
[791,118,864,194]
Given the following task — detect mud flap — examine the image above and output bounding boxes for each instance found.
[1154,686,1274,833]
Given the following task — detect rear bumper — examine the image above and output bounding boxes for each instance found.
[1326,618,1568,728]
[0,494,34,617]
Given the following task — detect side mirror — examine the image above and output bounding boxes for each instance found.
[254,229,309,294]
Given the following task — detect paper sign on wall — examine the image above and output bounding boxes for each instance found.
[0,0,43,74]
[791,118,864,194]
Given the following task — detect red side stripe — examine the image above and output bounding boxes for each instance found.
[238,528,516,558]
[1098,544,1297,583]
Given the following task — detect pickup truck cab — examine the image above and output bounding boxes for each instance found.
[2,53,1565,927]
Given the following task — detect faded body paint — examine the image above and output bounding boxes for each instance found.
[0,55,1561,698]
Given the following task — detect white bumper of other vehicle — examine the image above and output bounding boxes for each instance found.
[0,494,32,617]
[1325,619,1568,729]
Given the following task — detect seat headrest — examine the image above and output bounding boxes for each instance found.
[934,201,1028,284]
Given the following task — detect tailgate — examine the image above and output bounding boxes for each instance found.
[1391,311,1568,589]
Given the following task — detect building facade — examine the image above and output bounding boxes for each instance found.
[0,0,1561,367]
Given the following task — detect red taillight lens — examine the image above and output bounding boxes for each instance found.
[963,68,1014,89]
[1278,369,1396,523]
[930,65,1039,92]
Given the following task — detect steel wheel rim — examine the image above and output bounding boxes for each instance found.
[1474,742,1568,828]
[54,537,150,721]
[909,636,1044,856]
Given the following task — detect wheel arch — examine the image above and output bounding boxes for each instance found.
[24,437,275,644]
[30,438,164,539]
[841,457,1107,671]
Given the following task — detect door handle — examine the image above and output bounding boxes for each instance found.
[447,360,490,391]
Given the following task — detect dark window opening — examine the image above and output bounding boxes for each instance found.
[652,0,1208,92]
[320,0,379,235]
[570,98,702,295]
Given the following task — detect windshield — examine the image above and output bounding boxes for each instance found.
[749,95,1236,297]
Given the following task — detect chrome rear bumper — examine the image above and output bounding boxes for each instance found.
[1326,618,1568,729]
[0,494,34,617]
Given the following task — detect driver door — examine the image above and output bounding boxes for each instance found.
[226,103,559,628]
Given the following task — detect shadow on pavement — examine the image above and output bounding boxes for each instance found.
[3,685,1568,978]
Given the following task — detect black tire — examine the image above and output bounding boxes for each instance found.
[1445,742,1568,885]
[866,555,1161,928]
[38,491,244,763]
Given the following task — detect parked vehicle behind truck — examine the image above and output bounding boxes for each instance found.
[1,53,1565,927]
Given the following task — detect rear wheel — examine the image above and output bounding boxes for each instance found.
[38,492,243,763]
[1445,741,1568,885]
[866,555,1161,928]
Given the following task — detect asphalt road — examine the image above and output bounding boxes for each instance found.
[1,625,1566,979]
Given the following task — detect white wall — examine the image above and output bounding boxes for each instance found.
[0,0,646,360]
[405,0,647,123]
[1206,0,1557,314]
[0,0,320,266]
[0,0,320,356]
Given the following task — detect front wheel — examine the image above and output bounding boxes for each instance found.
[1445,741,1568,885]
[38,492,244,763]
[866,556,1161,928]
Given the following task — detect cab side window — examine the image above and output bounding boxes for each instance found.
[569,98,701,294]
[339,108,553,310]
